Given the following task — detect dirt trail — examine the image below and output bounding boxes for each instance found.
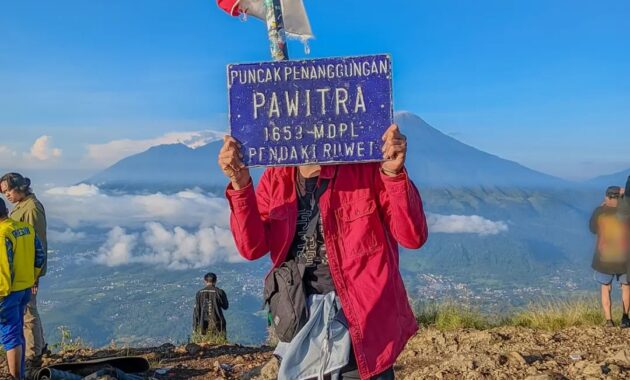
[2,326,630,379]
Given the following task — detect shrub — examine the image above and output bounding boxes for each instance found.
[189,329,228,346]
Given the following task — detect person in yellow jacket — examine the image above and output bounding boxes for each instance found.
[0,199,45,380]
[0,173,47,364]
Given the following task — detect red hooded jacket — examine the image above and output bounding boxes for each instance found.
[226,163,428,378]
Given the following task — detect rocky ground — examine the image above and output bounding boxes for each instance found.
[396,326,630,379]
[2,326,630,379]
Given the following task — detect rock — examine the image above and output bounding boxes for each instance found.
[463,331,492,345]
[508,351,527,366]
[260,356,279,380]
[524,375,553,380]
[185,343,202,356]
[606,363,621,375]
[573,361,588,370]
[582,362,603,376]
[497,355,509,365]
[158,343,176,352]
[607,349,630,365]
[234,355,245,363]
[143,352,160,362]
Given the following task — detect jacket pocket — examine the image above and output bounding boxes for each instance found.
[336,198,380,257]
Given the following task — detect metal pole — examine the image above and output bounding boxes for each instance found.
[264,0,289,61]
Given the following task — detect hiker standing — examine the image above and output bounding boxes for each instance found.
[219,124,428,379]
[193,273,229,339]
[589,185,630,328]
[619,177,630,221]
[0,173,48,365]
[0,199,46,380]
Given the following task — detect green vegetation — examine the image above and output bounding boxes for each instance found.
[510,299,610,330]
[52,326,87,352]
[415,298,618,331]
[189,329,229,346]
[416,302,494,330]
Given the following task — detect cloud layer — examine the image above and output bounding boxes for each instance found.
[43,184,230,229]
[95,223,241,270]
[49,228,87,243]
[42,184,238,269]
[427,213,508,235]
[41,184,508,269]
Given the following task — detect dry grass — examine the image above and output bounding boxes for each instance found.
[416,302,494,331]
[509,298,615,330]
[189,329,229,346]
[416,297,618,332]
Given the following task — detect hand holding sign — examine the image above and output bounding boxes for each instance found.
[381,124,407,176]
[218,136,251,190]
[228,55,393,167]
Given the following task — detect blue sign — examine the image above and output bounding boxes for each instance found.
[228,54,393,167]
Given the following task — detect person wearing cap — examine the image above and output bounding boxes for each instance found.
[589,185,630,328]
[0,173,48,365]
[192,273,229,339]
[0,198,46,379]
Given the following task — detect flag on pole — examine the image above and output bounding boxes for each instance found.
[217,0,313,40]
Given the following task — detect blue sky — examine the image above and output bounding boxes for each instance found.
[0,0,628,182]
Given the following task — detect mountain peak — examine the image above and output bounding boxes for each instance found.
[85,111,569,190]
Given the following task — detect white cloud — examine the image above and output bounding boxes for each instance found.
[26,135,62,161]
[95,223,241,270]
[46,183,100,197]
[427,213,508,236]
[41,184,240,269]
[95,227,137,266]
[49,228,87,243]
[42,185,230,229]
[85,130,223,168]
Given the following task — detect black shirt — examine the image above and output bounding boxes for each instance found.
[287,176,335,295]
[193,285,229,331]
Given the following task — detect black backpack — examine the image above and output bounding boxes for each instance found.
[263,259,308,343]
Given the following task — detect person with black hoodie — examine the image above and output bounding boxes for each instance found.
[192,273,229,338]
[590,185,630,327]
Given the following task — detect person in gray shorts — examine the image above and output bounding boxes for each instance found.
[590,185,630,327]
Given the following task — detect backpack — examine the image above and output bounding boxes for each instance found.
[263,177,330,343]
[263,259,308,343]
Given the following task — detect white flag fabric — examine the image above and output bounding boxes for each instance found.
[218,0,313,40]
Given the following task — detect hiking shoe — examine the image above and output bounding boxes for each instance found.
[621,315,630,328]
[605,319,615,328]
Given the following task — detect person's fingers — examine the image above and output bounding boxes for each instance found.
[220,140,241,155]
[385,144,405,159]
[381,124,399,141]
[387,138,407,146]
[218,153,244,174]
[382,138,406,155]
[225,146,243,159]
[223,135,241,145]
[218,147,244,163]
[381,141,389,153]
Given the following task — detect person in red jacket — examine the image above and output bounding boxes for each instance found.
[218,124,428,379]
